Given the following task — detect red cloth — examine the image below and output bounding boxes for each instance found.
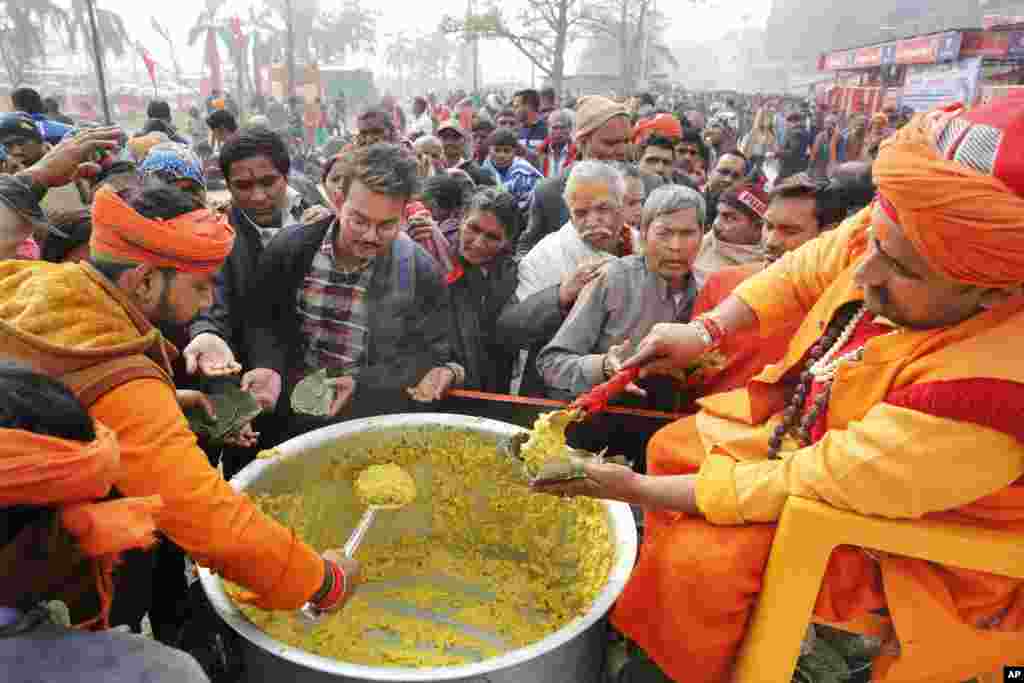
[887,378,1024,444]
[632,113,683,144]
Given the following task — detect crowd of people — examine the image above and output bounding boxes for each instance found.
[1,78,1023,683]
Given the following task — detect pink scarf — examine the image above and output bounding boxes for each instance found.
[15,237,40,260]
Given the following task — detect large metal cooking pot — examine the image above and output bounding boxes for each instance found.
[199,413,638,683]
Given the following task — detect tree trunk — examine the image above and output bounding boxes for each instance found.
[552,0,569,98]
[236,45,246,119]
[285,0,296,99]
[619,0,629,95]
[625,0,649,96]
[205,30,223,94]
[0,39,20,87]
[252,36,262,96]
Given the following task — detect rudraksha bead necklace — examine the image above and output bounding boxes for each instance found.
[767,303,868,458]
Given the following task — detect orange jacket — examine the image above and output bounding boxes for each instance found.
[0,261,324,611]
[693,211,1024,680]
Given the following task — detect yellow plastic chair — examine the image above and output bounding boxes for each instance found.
[731,496,1024,683]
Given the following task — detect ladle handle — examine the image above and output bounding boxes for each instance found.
[571,367,641,415]
[343,507,377,557]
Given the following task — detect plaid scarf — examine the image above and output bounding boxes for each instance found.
[296,224,373,377]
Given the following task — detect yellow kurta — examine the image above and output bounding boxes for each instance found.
[612,211,1024,683]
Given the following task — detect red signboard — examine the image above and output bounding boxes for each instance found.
[984,14,1024,30]
[894,36,939,64]
[823,31,961,71]
[854,46,883,67]
[960,30,1011,58]
[824,51,854,70]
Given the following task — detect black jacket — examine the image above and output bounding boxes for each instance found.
[189,207,266,367]
[495,284,567,398]
[446,252,519,394]
[516,172,569,259]
[780,127,811,181]
[244,218,453,412]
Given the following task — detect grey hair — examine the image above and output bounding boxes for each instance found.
[641,184,706,231]
[564,160,626,206]
[413,135,441,150]
[548,108,575,131]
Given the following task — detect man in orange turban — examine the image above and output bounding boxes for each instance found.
[632,112,683,146]
[90,184,235,276]
[0,362,209,682]
[0,172,359,636]
[534,100,1024,682]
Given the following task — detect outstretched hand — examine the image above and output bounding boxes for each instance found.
[183,333,242,378]
[530,460,639,503]
[407,366,456,403]
[619,322,708,382]
[23,127,122,189]
[240,368,283,412]
[325,375,357,416]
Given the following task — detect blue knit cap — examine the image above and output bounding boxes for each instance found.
[138,142,207,191]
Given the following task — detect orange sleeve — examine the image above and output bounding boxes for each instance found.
[90,378,325,610]
[694,265,791,396]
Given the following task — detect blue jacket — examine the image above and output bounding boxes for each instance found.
[30,114,73,145]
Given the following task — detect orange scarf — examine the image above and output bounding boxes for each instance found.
[0,424,163,629]
[90,186,235,275]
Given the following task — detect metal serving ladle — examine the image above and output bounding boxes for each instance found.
[299,467,416,624]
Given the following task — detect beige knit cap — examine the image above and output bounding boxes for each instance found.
[574,96,629,140]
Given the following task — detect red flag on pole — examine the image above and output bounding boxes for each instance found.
[141,50,157,87]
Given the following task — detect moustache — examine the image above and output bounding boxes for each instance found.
[581,228,616,241]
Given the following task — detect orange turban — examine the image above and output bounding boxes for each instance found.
[0,423,163,628]
[633,113,683,144]
[872,101,1024,289]
[90,185,235,275]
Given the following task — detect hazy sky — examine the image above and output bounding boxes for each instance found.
[82,0,771,84]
